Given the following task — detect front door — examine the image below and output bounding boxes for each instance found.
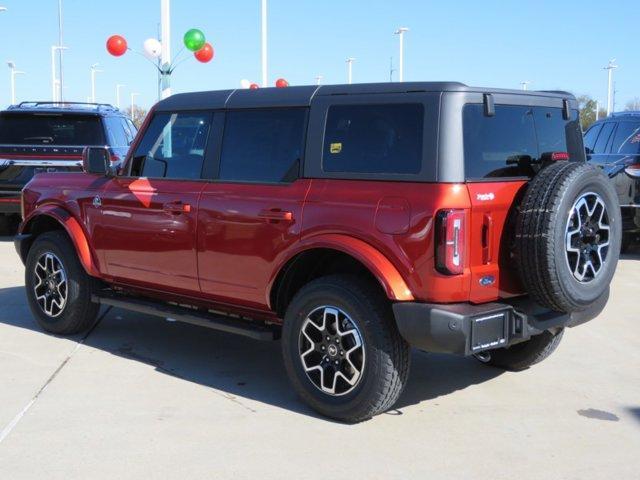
[91,111,214,296]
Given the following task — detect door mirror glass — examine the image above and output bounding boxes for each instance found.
[82,147,114,176]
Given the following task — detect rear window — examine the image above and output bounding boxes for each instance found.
[0,113,105,146]
[322,103,423,174]
[463,104,583,179]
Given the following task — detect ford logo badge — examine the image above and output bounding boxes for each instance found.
[480,275,495,286]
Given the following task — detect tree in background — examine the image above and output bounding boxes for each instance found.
[124,106,148,129]
[577,95,607,130]
[625,98,640,111]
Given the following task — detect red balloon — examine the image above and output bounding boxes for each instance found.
[275,78,289,88]
[249,83,260,90]
[106,35,128,57]
[194,42,214,63]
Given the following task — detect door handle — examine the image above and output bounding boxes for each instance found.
[258,209,294,222]
[482,213,493,264]
[163,201,191,214]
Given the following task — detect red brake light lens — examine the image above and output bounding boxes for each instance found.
[541,151,570,161]
[435,209,466,275]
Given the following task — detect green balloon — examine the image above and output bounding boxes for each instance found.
[183,29,206,52]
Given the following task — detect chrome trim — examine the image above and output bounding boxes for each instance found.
[0,159,82,168]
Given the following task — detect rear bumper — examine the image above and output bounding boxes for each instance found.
[392,291,608,356]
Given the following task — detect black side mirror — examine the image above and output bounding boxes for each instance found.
[82,147,115,176]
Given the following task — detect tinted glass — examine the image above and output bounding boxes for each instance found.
[463,105,583,179]
[583,124,602,152]
[323,104,423,174]
[593,122,615,154]
[104,117,129,147]
[0,113,105,145]
[609,121,640,155]
[130,112,211,179]
[219,108,306,183]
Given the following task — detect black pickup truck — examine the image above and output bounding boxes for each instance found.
[0,101,137,234]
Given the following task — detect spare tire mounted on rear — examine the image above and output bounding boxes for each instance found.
[514,161,621,313]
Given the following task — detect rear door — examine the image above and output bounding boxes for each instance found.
[197,107,309,309]
[91,111,213,295]
[463,103,583,303]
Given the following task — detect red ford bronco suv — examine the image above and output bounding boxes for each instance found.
[15,83,621,422]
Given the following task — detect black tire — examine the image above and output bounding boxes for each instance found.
[479,329,564,371]
[515,162,621,313]
[281,275,410,423]
[25,231,99,335]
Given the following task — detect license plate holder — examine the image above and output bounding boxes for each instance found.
[470,311,509,352]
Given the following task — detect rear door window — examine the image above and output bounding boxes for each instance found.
[463,104,583,179]
[592,122,615,154]
[322,104,423,174]
[609,121,640,155]
[218,108,306,183]
[104,117,129,147]
[0,113,105,145]
[130,112,212,179]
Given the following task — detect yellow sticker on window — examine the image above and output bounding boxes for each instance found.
[329,142,342,154]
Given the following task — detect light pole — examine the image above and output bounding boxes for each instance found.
[346,57,355,84]
[130,92,140,121]
[394,27,409,82]
[57,0,65,101]
[51,46,67,102]
[604,59,618,116]
[7,61,25,105]
[261,0,268,87]
[116,84,126,109]
[520,81,531,91]
[315,75,323,85]
[0,7,7,12]
[90,63,103,103]
[160,0,171,98]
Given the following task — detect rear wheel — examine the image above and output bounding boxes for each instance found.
[25,231,99,335]
[281,275,410,423]
[477,329,564,371]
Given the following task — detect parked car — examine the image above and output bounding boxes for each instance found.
[584,111,640,252]
[0,101,137,234]
[14,83,621,422]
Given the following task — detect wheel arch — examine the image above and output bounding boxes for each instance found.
[268,234,414,318]
[19,206,100,277]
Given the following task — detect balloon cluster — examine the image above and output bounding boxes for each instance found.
[106,28,214,64]
[239,78,289,89]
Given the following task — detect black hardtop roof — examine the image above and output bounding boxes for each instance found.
[155,82,576,111]
[3,101,123,116]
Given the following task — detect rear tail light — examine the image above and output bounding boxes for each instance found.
[435,209,466,275]
[625,163,640,178]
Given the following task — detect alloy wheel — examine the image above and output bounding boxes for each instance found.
[33,252,68,317]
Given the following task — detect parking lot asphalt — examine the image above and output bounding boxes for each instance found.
[0,236,638,480]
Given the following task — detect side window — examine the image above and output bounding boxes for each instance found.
[583,124,602,153]
[218,108,306,183]
[463,104,538,179]
[104,117,129,147]
[592,122,615,154]
[322,104,423,174]
[609,122,640,155]
[121,118,135,145]
[130,112,212,179]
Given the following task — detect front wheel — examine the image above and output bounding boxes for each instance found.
[25,231,99,335]
[281,275,410,423]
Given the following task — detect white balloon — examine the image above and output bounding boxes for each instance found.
[143,38,162,59]
[240,79,251,89]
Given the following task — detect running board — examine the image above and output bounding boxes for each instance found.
[91,291,277,341]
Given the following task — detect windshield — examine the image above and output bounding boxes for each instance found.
[0,113,105,146]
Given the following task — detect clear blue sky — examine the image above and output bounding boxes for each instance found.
[0,0,637,111]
